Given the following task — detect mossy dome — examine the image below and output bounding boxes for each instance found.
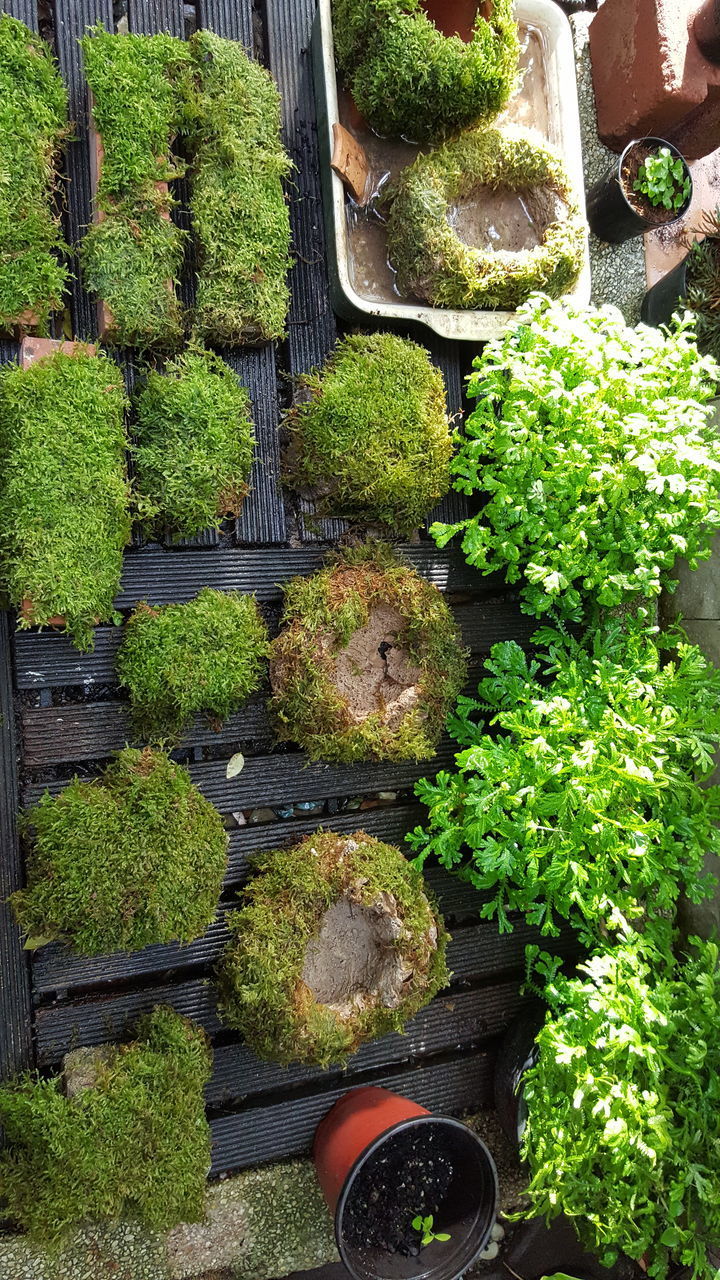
[268,544,468,763]
[12,748,228,955]
[218,830,450,1066]
[283,332,453,535]
[386,125,586,310]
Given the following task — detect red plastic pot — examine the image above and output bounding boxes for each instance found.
[315,1086,430,1212]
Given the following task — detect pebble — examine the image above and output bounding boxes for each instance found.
[490,1222,505,1242]
[479,1241,500,1261]
[275,805,295,820]
[295,800,324,815]
[248,808,277,824]
[233,811,247,826]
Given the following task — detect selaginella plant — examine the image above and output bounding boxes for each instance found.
[133,347,256,537]
[218,830,449,1066]
[185,29,292,345]
[432,296,720,619]
[269,542,468,764]
[681,207,720,362]
[116,589,269,741]
[331,0,519,143]
[522,940,720,1280]
[283,333,453,534]
[12,748,228,954]
[0,15,69,332]
[408,616,720,951]
[79,27,191,347]
[0,1007,212,1247]
[0,347,130,651]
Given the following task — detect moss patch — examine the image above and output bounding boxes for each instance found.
[133,347,256,538]
[79,27,190,348]
[12,747,228,955]
[218,829,449,1066]
[0,1008,212,1250]
[269,543,467,763]
[332,0,518,143]
[283,333,453,534]
[185,30,292,345]
[116,589,269,742]
[386,125,586,309]
[0,16,69,333]
[0,347,130,651]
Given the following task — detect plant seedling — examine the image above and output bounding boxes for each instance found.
[634,146,690,211]
[412,1214,451,1247]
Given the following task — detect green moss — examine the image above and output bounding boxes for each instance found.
[116,589,269,741]
[218,829,449,1066]
[0,1007,212,1249]
[283,333,453,534]
[0,347,130,651]
[0,17,69,332]
[269,543,467,763]
[78,27,191,348]
[133,347,256,538]
[332,0,518,143]
[12,747,228,954]
[386,125,586,310]
[185,29,292,345]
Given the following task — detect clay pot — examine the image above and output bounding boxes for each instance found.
[640,252,690,328]
[586,137,692,244]
[314,1085,498,1280]
[694,0,720,64]
[493,1001,545,1149]
[422,0,482,42]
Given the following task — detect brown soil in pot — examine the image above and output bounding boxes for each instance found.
[620,142,688,224]
[330,603,422,728]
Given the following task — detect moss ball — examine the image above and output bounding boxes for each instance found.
[218,830,450,1066]
[386,125,586,309]
[269,543,467,763]
[0,1007,212,1247]
[332,0,519,143]
[283,333,453,534]
[116,588,269,741]
[12,748,228,955]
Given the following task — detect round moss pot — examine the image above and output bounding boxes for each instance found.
[314,1086,499,1280]
[217,830,450,1066]
[268,544,468,763]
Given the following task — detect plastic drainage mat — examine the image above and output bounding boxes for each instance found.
[0,0,578,1176]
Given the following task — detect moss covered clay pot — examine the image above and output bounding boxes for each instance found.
[217,830,450,1066]
[268,543,468,764]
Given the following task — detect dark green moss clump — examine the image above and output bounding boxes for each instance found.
[218,830,449,1066]
[0,16,69,333]
[79,27,191,347]
[186,29,292,345]
[269,543,467,763]
[12,748,228,954]
[0,348,130,651]
[0,1007,212,1247]
[332,0,519,143]
[133,346,256,537]
[387,125,586,310]
[284,333,453,534]
[117,589,269,741]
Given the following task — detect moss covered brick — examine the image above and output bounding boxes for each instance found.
[283,333,453,534]
[133,346,256,538]
[12,748,228,954]
[0,16,69,333]
[186,30,292,345]
[0,347,130,651]
[218,830,449,1066]
[269,543,467,763]
[117,589,269,741]
[0,1007,212,1249]
[79,27,191,348]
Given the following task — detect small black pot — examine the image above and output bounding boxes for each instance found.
[494,1000,545,1149]
[640,252,691,327]
[586,137,692,245]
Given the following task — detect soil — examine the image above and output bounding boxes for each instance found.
[620,143,688,224]
[343,1124,454,1257]
[331,605,422,728]
[301,889,410,1016]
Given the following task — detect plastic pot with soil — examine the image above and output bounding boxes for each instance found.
[586,137,692,244]
[314,1086,498,1280]
[641,213,720,360]
[493,1001,545,1149]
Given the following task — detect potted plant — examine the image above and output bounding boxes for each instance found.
[641,209,720,360]
[269,543,468,764]
[218,830,449,1066]
[586,137,692,244]
[314,1085,498,1280]
[282,332,453,534]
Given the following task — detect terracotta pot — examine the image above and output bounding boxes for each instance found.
[422,0,485,42]
[694,0,720,64]
[314,1085,429,1212]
